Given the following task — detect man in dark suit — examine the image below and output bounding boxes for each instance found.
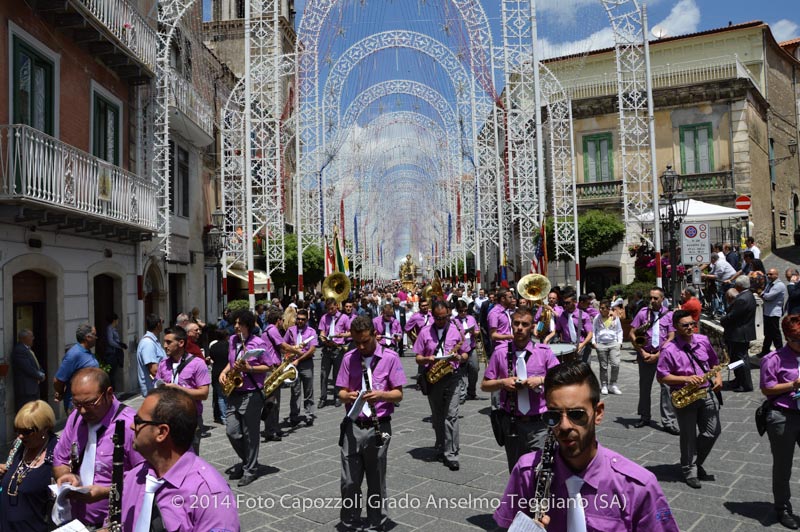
[392,297,407,357]
[720,277,756,392]
[785,268,800,314]
[11,329,45,412]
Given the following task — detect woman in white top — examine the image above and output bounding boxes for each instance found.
[592,299,624,395]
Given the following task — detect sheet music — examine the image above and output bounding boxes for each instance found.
[49,483,91,526]
[245,349,265,358]
[347,390,367,420]
[727,360,744,370]
[507,511,546,532]
[51,520,91,532]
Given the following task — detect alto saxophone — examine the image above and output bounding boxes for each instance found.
[633,322,651,348]
[222,333,247,397]
[533,430,557,523]
[670,343,729,409]
[263,355,299,398]
[426,353,458,384]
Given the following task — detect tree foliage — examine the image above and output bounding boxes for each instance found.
[546,210,626,280]
[270,233,324,290]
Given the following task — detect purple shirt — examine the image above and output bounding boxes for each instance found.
[631,307,674,351]
[580,305,600,321]
[319,312,349,345]
[261,324,286,360]
[656,334,719,390]
[227,334,276,391]
[535,305,563,321]
[404,311,431,334]
[413,322,464,370]
[372,316,402,347]
[336,344,407,419]
[485,341,559,415]
[121,451,239,532]
[284,325,318,355]
[494,444,678,531]
[454,315,479,351]
[155,354,211,416]
[554,309,593,343]
[760,345,800,410]
[488,304,513,336]
[53,399,144,525]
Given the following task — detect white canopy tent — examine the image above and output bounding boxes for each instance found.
[641,199,747,223]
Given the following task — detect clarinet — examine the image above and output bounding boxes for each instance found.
[507,342,519,439]
[532,430,557,522]
[107,420,125,532]
[361,356,389,447]
[70,441,80,475]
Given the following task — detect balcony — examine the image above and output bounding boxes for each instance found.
[679,171,736,203]
[576,179,623,207]
[34,0,157,81]
[168,69,215,146]
[0,125,157,239]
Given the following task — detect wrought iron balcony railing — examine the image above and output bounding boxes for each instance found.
[679,171,735,195]
[576,179,623,202]
[0,124,158,233]
[71,0,158,73]
[168,68,215,139]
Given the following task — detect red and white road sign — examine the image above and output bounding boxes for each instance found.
[735,195,752,210]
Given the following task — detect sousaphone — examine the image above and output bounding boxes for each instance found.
[322,272,351,303]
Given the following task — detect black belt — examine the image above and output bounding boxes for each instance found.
[499,410,542,423]
[354,416,391,429]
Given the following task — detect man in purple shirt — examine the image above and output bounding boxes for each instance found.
[482,307,559,472]
[261,308,289,441]
[630,287,679,434]
[53,368,143,528]
[373,303,402,350]
[336,316,406,532]
[657,310,722,489]
[414,301,466,470]
[553,290,593,363]
[760,315,800,529]
[404,299,431,345]
[454,300,481,402]
[488,288,515,348]
[154,327,210,454]
[122,387,239,532]
[494,362,678,531]
[318,298,350,409]
[285,308,319,426]
[220,310,275,487]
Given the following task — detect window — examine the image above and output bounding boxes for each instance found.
[169,141,190,217]
[583,133,613,182]
[12,36,54,135]
[92,92,120,165]
[680,123,714,174]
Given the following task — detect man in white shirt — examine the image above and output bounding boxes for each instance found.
[746,237,760,259]
[136,314,166,396]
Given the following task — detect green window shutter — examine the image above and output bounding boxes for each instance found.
[12,37,54,135]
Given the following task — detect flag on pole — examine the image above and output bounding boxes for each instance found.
[539,223,548,276]
[500,253,509,288]
[333,227,348,274]
[354,215,359,254]
[324,240,335,276]
[447,213,452,252]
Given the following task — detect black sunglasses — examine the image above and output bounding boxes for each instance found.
[15,426,38,436]
[133,415,168,429]
[542,408,591,428]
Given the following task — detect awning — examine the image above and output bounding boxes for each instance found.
[641,199,747,223]
[225,266,270,293]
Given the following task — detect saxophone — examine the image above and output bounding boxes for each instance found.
[670,342,729,409]
[106,420,125,532]
[222,333,247,397]
[426,355,457,384]
[633,322,650,348]
[532,430,557,522]
[263,356,299,398]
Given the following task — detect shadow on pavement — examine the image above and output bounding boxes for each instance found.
[407,446,441,463]
[466,513,498,530]
[723,501,775,528]
[644,463,684,483]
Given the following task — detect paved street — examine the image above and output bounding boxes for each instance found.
[122,346,792,531]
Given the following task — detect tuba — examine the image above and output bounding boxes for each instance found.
[322,272,351,303]
[518,274,552,340]
[421,277,445,305]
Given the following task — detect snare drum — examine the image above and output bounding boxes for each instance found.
[549,343,578,364]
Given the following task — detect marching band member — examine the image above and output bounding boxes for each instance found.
[319,298,350,409]
[630,287,679,434]
[220,310,274,487]
[760,314,800,529]
[404,299,431,345]
[454,300,480,402]
[481,307,559,472]
[53,368,143,529]
[554,290,593,363]
[122,387,239,532]
[261,309,289,441]
[285,309,318,427]
[414,301,466,471]
[494,363,678,531]
[373,303,402,351]
[657,310,722,489]
[336,316,405,532]
[488,288,515,348]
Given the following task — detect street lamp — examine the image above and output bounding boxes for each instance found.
[207,208,225,309]
[659,166,690,307]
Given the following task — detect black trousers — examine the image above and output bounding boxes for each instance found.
[761,316,783,355]
[727,341,753,391]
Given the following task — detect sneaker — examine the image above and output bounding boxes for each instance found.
[610,385,622,395]
[601,385,608,395]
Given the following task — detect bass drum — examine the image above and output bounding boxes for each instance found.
[548,343,578,364]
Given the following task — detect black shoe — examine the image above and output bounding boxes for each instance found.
[318,399,326,409]
[633,419,650,428]
[214,418,224,425]
[289,417,302,427]
[334,399,342,407]
[238,475,258,487]
[228,467,244,480]
[263,432,283,442]
[697,466,715,482]
[685,477,701,489]
[663,425,680,436]
[778,510,800,530]
[306,418,314,427]
[443,459,460,471]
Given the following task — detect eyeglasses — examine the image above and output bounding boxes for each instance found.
[649,296,661,300]
[133,415,168,429]
[678,321,696,329]
[542,408,591,427]
[15,426,38,436]
[72,394,104,409]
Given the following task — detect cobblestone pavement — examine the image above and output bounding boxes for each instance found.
[123,346,794,531]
